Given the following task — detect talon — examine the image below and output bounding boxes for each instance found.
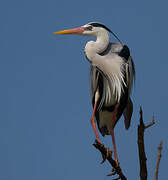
[107,167,117,176]
[100,143,104,148]
[106,148,112,157]
[107,171,116,176]
[95,139,101,145]
[112,167,115,172]
[101,147,112,164]
[115,160,120,167]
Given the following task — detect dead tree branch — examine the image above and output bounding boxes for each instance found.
[155,141,163,180]
[92,107,160,180]
[93,140,127,180]
[144,115,155,129]
[138,107,155,180]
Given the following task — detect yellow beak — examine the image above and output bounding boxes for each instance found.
[53,27,85,35]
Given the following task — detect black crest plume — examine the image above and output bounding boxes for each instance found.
[89,22,122,44]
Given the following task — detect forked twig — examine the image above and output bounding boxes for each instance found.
[92,107,158,180]
[145,115,155,129]
[138,107,155,180]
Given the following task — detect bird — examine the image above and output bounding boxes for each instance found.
[53,22,135,164]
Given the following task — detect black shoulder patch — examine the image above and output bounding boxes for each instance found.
[89,23,112,33]
[118,45,130,61]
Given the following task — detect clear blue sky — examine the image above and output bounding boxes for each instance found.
[0,0,167,179]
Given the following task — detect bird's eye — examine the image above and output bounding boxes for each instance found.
[86,26,93,31]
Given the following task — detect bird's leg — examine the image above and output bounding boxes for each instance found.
[110,107,119,166]
[91,90,110,164]
[111,129,119,165]
[91,101,101,144]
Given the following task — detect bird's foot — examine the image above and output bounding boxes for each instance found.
[101,147,112,164]
[107,167,117,176]
[114,159,120,167]
[94,140,111,164]
[107,173,120,180]
[107,168,120,179]
[107,161,121,178]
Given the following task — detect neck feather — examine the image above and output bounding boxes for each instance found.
[85,31,110,62]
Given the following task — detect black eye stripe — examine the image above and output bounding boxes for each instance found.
[86,26,93,31]
[88,22,122,43]
[88,23,112,33]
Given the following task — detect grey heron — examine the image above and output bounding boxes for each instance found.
[54,22,135,164]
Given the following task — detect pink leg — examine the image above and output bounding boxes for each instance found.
[91,101,101,144]
[110,108,119,164]
[111,129,118,164]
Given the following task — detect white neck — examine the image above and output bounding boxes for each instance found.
[84,31,110,62]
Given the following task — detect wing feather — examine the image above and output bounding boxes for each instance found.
[123,56,135,129]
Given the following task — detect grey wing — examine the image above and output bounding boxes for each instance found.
[90,65,98,100]
[124,56,135,129]
[124,97,133,129]
[126,56,135,95]
[90,65,106,110]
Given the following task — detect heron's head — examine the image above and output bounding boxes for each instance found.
[53,22,112,37]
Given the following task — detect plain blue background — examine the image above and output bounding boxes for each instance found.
[0,0,167,179]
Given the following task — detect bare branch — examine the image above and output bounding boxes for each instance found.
[155,141,163,180]
[93,140,127,180]
[145,115,155,129]
[137,107,148,180]
[92,107,158,180]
